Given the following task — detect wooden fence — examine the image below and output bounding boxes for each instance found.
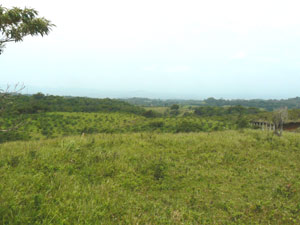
[251,121,275,131]
[251,121,300,131]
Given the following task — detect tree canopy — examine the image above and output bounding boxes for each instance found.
[0,5,54,54]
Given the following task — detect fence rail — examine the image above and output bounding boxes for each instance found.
[251,121,300,131]
[250,121,275,131]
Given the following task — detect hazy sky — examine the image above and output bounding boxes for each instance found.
[1,0,300,99]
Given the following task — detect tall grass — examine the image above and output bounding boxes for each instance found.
[1,130,300,224]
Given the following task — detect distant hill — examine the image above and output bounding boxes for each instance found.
[121,97,300,111]
[8,93,145,115]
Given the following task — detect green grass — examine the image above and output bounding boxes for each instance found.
[1,130,300,224]
[143,106,169,114]
[144,106,195,116]
[0,112,238,142]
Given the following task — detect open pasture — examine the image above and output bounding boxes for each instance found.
[1,130,300,224]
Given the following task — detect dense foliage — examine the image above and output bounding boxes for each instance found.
[8,93,145,115]
[122,97,300,111]
[194,105,261,117]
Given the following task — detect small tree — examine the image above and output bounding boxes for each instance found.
[170,104,180,116]
[0,5,54,54]
[142,110,158,118]
[236,116,249,129]
[272,107,288,136]
[170,104,179,110]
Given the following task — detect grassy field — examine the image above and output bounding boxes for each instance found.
[1,130,300,224]
[143,106,195,116]
[0,112,238,142]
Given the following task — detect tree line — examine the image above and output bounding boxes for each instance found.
[122,97,300,111]
[3,93,146,115]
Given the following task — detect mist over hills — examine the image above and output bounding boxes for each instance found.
[13,85,299,100]
[3,84,299,111]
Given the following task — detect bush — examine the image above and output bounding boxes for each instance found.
[142,110,159,118]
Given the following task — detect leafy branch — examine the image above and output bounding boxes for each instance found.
[0,5,55,54]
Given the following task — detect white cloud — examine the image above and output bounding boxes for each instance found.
[232,51,246,59]
[163,66,191,73]
[143,65,158,72]
[142,65,191,73]
[256,57,281,63]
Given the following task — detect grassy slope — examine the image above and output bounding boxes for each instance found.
[1,112,236,142]
[1,130,300,224]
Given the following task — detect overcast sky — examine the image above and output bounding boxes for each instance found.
[1,0,300,99]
